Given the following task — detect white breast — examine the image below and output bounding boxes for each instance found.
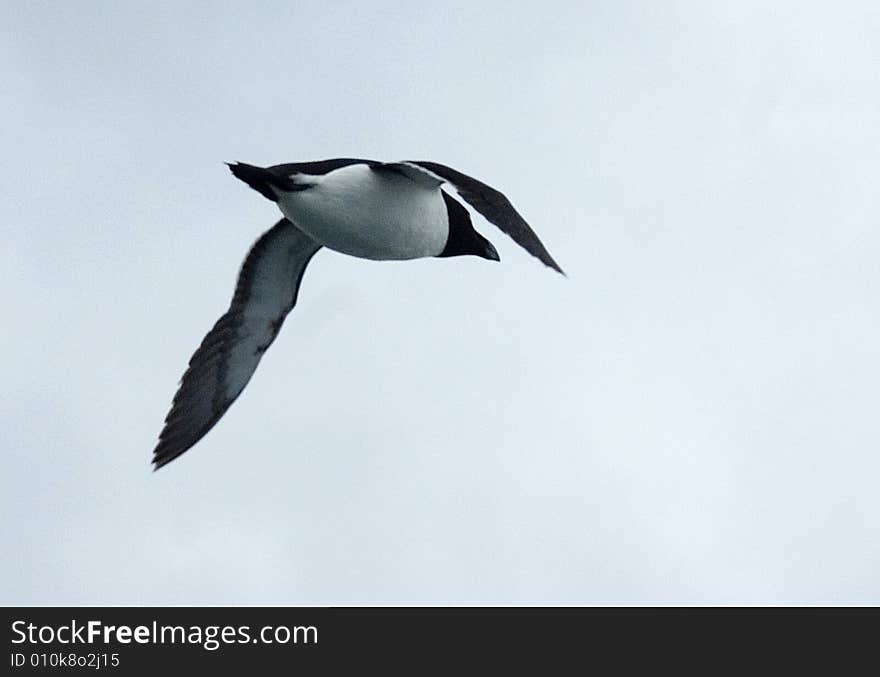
[276,164,449,260]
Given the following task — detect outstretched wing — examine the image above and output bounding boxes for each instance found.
[152,219,322,469]
[377,161,564,274]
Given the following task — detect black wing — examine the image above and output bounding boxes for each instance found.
[152,219,321,469]
[379,161,564,274]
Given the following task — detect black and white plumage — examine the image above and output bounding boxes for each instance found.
[152,159,563,469]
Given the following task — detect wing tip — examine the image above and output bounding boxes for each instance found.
[151,440,183,471]
[536,250,566,276]
[546,258,566,276]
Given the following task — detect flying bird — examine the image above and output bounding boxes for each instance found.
[152,159,564,469]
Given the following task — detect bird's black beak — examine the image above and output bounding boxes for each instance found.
[481,239,500,262]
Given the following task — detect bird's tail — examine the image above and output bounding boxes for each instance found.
[227,162,303,202]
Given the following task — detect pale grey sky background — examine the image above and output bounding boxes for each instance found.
[3,1,879,603]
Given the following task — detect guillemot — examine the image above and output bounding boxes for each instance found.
[152,159,564,469]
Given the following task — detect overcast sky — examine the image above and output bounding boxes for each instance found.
[3,1,879,604]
